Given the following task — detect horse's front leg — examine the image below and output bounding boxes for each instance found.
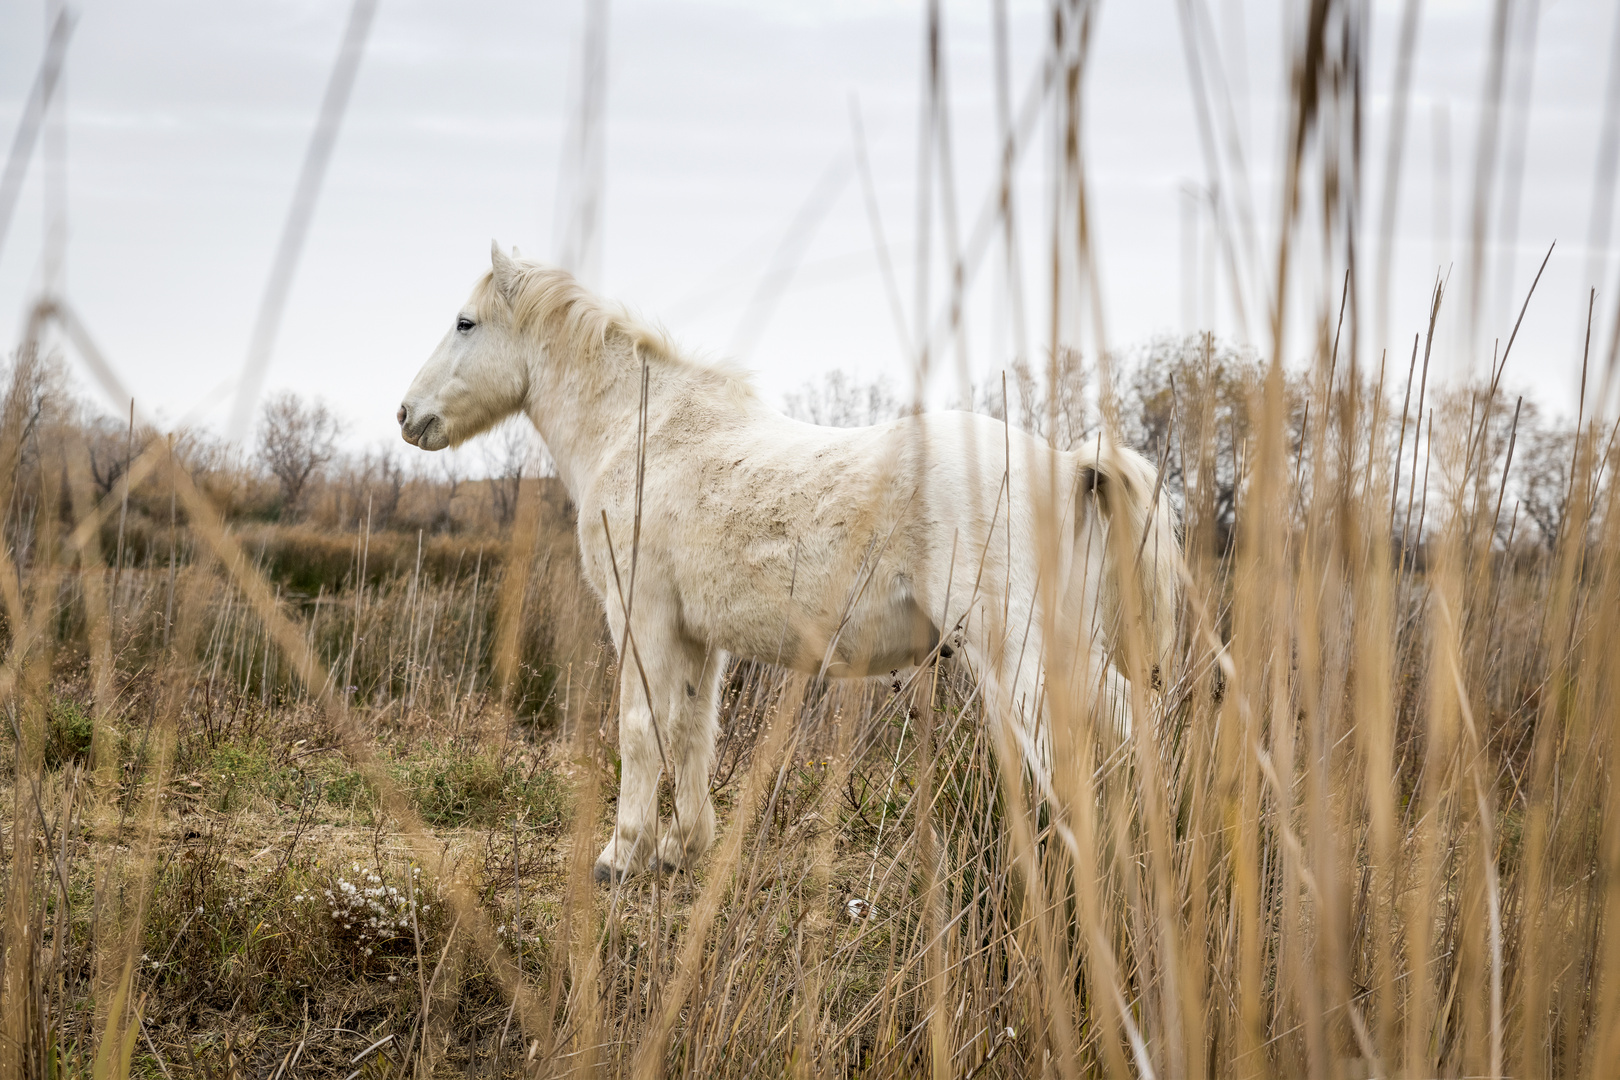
[594,620,720,882]
[653,640,724,873]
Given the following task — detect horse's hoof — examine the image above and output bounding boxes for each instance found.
[656,859,680,876]
[593,862,621,884]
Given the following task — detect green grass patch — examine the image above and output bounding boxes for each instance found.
[391,738,569,829]
[180,730,569,831]
[45,697,96,770]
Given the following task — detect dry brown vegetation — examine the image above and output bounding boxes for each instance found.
[5,0,1620,1077]
[3,305,1615,1078]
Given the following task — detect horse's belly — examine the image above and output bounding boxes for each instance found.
[680,573,939,679]
[822,587,940,677]
[657,436,952,675]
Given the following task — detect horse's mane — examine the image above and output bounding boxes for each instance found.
[471,260,758,404]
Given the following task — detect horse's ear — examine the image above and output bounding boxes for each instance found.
[491,240,519,300]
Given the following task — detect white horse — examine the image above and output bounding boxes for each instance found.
[399,245,1178,881]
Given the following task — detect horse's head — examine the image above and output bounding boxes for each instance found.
[398,242,530,451]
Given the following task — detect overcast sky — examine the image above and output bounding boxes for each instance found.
[1,0,1617,457]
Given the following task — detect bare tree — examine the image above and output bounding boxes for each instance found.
[342,445,406,529]
[1513,408,1575,550]
[482,416,553,526]
[0,346,57,476]
[0,348,52,549]
[950,347,1095,454]
[171,425,258,514]
[433,446,467,532]
[1004,347,1092,450]
[1123,334,1282,554]
[258,391,343,519]
[783,370,901,428]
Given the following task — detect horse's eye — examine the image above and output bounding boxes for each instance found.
[456,317,475,333]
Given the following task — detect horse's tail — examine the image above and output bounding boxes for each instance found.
[1082,439,1181,684]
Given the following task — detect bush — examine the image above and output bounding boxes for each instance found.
[45,698,95,770]
[393,739,569,829]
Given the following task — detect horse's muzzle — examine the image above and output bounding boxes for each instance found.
[398,403,448,450]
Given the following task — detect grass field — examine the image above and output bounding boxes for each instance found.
[5,1,1620,1077]
[3,313,1616,1077]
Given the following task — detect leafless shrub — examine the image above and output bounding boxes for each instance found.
[258,391,344,519]
[1512,404,1577,549]
[951,348,1095,452]
[1009,347,1092,450]
[340,444,407,530]
[481,416,554,526]
[1122,334,1273,552]
[783,369,901,428]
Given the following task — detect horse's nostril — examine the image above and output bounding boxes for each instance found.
[397,405,408,426]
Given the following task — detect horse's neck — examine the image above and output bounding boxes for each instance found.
[522,335,669,499]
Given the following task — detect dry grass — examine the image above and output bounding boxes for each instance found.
[5,1,1620,1077]
[3,312,1614,1077]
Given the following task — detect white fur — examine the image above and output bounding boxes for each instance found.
[400,246,1180,880]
